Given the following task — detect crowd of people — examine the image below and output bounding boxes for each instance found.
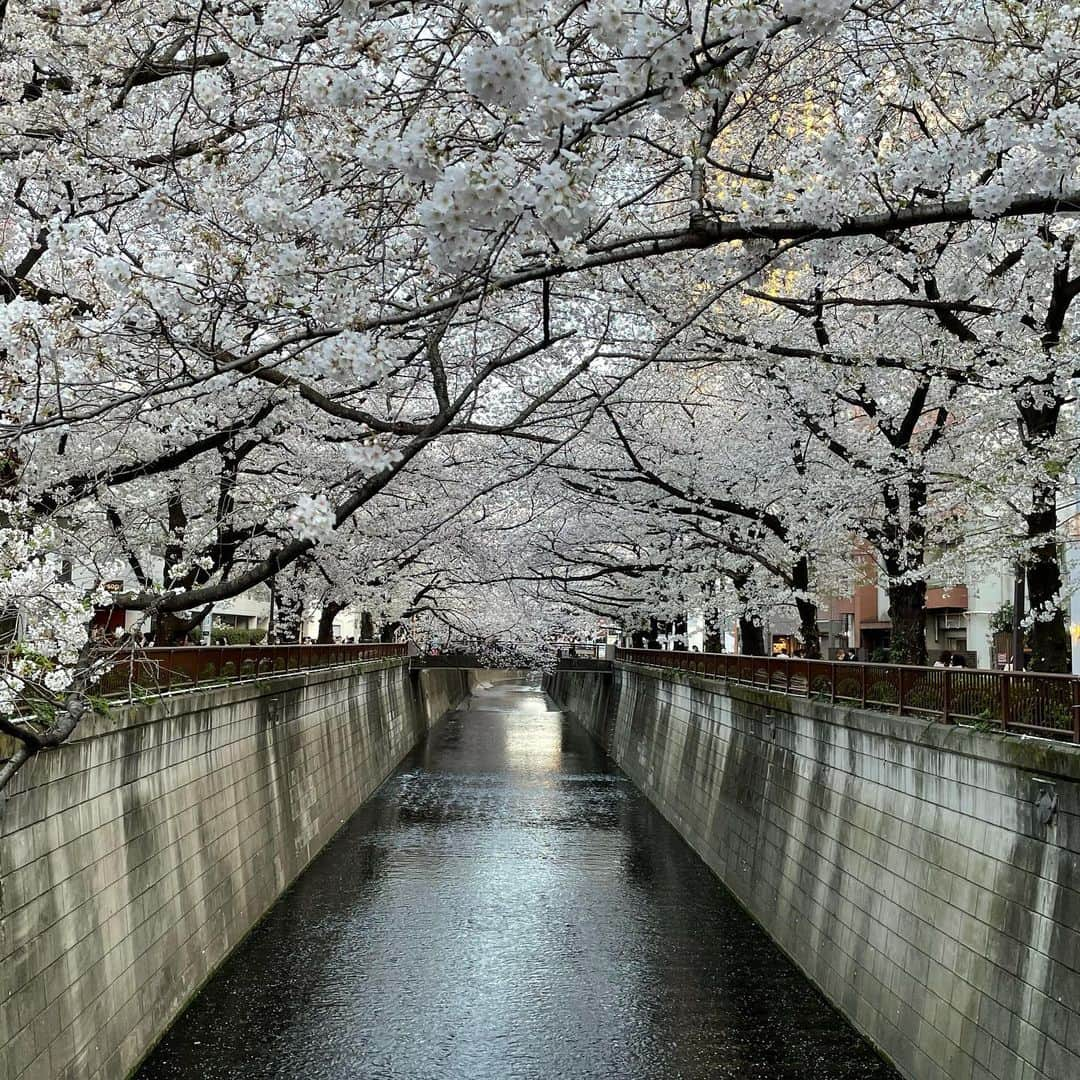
[774,647,970,667]
[933,651,968,668]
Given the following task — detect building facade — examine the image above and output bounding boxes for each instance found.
[82,557,271,642]
[816,561,1014,669]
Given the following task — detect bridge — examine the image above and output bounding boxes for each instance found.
[3,648,1079,1080]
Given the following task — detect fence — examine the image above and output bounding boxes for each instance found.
[552,643,604,659]
[410,642,606,668]
[411,652,483,668]
[94,643,408,700]
[554,657,612,671]
[615,649,1080,744]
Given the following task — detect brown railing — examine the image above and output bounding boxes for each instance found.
[554,657,612,671]
[615,649,1080,744]
[552,643,603,659]
[94,643,408,701]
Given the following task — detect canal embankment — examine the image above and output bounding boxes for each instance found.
[133,680,897,1080]
[0,658,470,1080]
[546,661,1080,1080]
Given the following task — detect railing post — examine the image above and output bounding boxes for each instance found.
[898,667,907,716]
[830,661,836,704]
[860,663,867,709]
[1073,678,1080,744]
[785,658,791,694]
[1001,673,1010,735]
[943,668,952,724]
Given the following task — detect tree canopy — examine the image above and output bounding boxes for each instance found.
[4,0,1080,783]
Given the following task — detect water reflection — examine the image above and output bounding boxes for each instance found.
[136,682,896,1080]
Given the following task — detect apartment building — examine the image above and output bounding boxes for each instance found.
[815,563,1015,669]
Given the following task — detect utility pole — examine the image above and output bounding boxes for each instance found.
[267,574,276,643]
[1011,564,1026,671]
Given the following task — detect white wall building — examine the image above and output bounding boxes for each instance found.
[300,605,368,643]
[77,556,271,641]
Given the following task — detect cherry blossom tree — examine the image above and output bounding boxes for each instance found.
[6,0,1080,786]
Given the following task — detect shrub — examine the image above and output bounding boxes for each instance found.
[866,679,898,704]
[905,682,943,712]
[835,676,863,700]
[989,604,1013,637]
[210,626,267,646]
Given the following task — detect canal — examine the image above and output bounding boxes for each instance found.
[136,679,897,1079]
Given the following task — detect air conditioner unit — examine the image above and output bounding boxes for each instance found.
[938,613,967,630]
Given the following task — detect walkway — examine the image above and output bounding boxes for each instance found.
[135,679,896,1079]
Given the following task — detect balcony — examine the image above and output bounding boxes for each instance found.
[926,585,968,611]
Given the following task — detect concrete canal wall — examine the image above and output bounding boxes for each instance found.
[1,659,470,1080]
[548,662,1080,1080]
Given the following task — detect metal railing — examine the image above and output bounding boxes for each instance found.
[94,643,408,700]
[411,652,484,668]
[554,657,612,671]
[615,649,1080,744]
[410,642,607,668]
[552,643,604,659]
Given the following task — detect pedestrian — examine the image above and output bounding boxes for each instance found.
[934,651,952,668]
[950,652,966,668]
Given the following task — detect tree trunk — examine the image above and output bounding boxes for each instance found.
[151,603,212,645]
[791,556,821,659]
[739,616,765,656]
[1025,486,1070,672]
[360,610,375,641]
[730,570,764,655]
[152,610,196,645]
[887,580,927,665]
[272,592,303,643]
[1016,394,1069,671]
[316,601,346,644]
[795,597,821,659]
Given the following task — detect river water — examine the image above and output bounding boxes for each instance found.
[136,679,896,1080]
